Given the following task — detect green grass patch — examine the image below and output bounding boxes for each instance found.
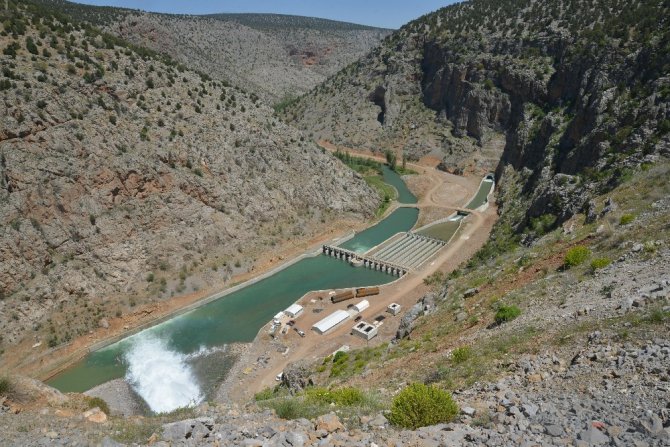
[304,387,364,406]
[590,257,611,272]
[85,396,110,415]
[451,346,472,364]
[259,386,384,421]
[619,214,635,225]
[564,245,591,268]
[388,383,459,429]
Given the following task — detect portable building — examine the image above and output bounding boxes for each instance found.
[352,300,370,313]
[387,303,402,315]
[284,304,304,318]
[351,321,378,340]
[312,310,350,334]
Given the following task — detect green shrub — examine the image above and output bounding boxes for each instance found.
[254,387,275,401]
[305,387,363,406]
[388,383,459,429]
[494,305,521,324]
[590,257,611,272]
[451,346,472,364]
[564,245,591,268]
[0,377,12,396]
[619,214,635,225]
[86,396,110,415]
[270,399,301,419]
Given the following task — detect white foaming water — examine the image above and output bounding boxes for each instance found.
[184,344,228,361]
[124,335,204,413]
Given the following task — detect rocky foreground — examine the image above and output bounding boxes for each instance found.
[2,330,669,446]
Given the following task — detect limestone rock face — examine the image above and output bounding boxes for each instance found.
[284,0,670,235]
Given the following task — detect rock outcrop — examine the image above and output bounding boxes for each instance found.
[284,0,670,236]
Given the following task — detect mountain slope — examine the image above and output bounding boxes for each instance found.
[284,0,670,234]
[0,1,377,357]
[31,0,392,102]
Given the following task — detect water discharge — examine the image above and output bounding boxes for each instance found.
[124,335,203,413]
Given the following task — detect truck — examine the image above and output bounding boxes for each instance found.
[356,287,380,298]
[331,290,355,303]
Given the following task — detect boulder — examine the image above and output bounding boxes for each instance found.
[315,413,344,433]
[82,407,107,423]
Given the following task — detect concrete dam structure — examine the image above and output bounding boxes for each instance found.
[321,245,408,277]
[323,233,446,274]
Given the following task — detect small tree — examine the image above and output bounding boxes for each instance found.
[385,150,397,171]
[388,383,459,429]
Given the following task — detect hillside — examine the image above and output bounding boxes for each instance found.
[31,0,392,102]
[0,1,378,364]
[284,0,669,230]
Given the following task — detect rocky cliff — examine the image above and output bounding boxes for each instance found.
[0,2,377,356]
[284,0,670,236]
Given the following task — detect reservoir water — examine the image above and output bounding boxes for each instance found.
[48,167,419,411]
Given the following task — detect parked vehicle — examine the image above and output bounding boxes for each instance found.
[296,329,305,337]
[287,320,296,326]
[354,315,363,322]
[275,372,283,381]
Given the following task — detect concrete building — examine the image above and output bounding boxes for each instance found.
[284,304,304,318]
[312,309,350,335]
[387,303,402,315]
[352,300,370,313]
[351,321,378,340]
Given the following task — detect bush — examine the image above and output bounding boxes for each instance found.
[619,214,635,225]
[254,387,275,401]
[388,383,459,429]
[304,387,363,406]
[494,305,521,324]
[564,245,591,268]
[590,257,611,272]
[0,377,12,396]
[271,399,301,419]
[451,346,472,364]
[86,396,110,415]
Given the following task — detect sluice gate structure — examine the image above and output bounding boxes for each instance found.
[323,233,446,275]
[321,245,408,277]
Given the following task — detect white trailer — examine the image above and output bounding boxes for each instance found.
[312,310,350,335]
[352,300,369,313]
[284,304,304,318]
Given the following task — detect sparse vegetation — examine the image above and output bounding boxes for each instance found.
[494,305,522,324]
[564,246,591,268]
[388,383,459,429]
[86,396,110,415]
[0,377,12,397]
[590,257,611,272]
[619,214,635,225]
